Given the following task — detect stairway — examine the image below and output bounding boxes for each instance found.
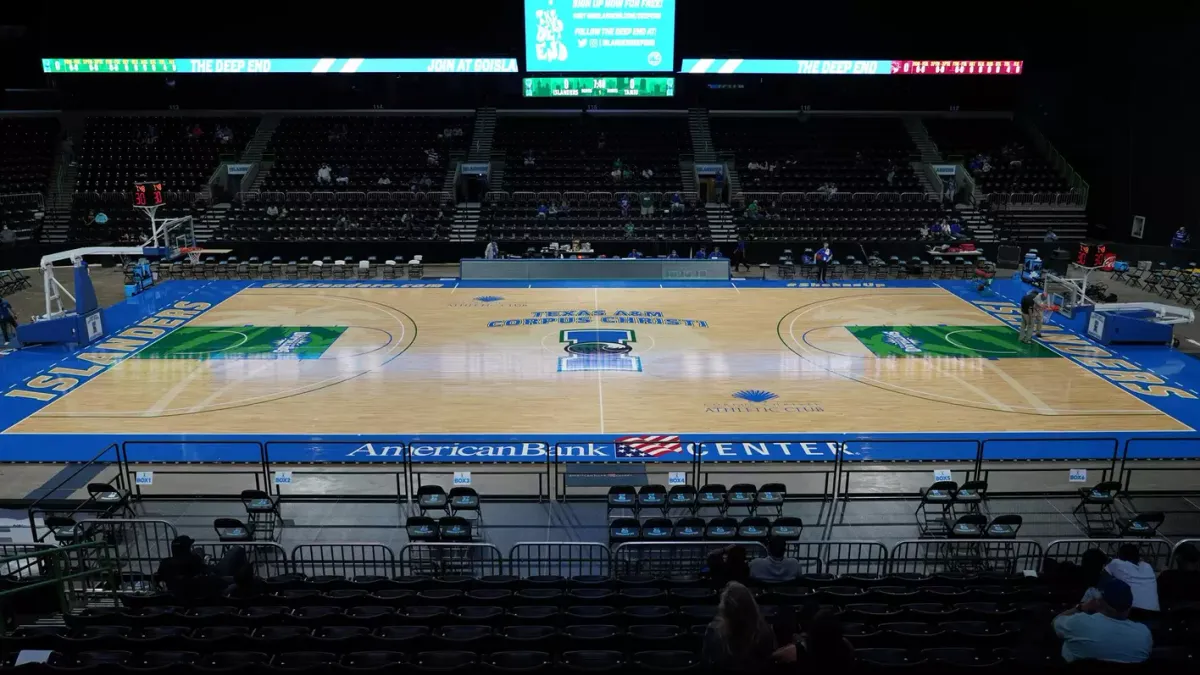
[194,203,230,243]
[442,151,465,202]
[705,203,737,243]
[679,158,696,193]
[687,109,717,162]
[718,152,741,201]
[469,108,497,162]
[960,206,994,243]
[488,154,506,192]
[240,114,280,163]
[451,203,480,242]
[904,117,942,163]
[42,162,77,245]
[911,161,939,196]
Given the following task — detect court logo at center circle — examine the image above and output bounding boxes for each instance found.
[474,296,504,303]
[707,389,823,414]
[733,389,778,403]
[558,329,643,372]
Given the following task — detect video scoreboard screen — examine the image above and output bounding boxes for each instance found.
[523,77,674,97]
[525,0,676,73]
[680,59,1024,75]
[42,58,519,74]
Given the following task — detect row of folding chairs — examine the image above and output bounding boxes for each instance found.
[0,268,31,295]
[1114,263,1200,307]
[609,516,802,543]
[606,483,785,517]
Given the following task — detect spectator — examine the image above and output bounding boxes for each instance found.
[266,204,279,219]
[641,167,654,179]
[619,197,630,218]
[1172,227,1189,248]
[278,206,288,220]
[425,148,440,167]
[622,167,633,182]
[705,544,749,587]
[1044,228,1058,243]
[919,223,933,240]
[695,247,708,260]
[703,581,776,671]
[749,537,801,583]
[377,175,392,186]
[215,125,232,145]
[1106,544,1160,611]
[0,225,15,246]
[613,157,622,170]
[773,610,854,669]
[336,165,350,186]
[420,175,433,191]
[886,167,896,186]
[1053,577,1151,663]
[536,203,548,219]
[223,558,267,601]
[667,249,679,259]
[640,193,654,217]
[61,133,75,166]
[1157,543,1200,604]
[523,149,536,167]
[610,167,622,183]
[0,297,18,346]
[548,202,559,218]
[597,132,606,150]
[624,221,635,238]
[190,123,204,138]
[627,248,643,259]
[146,124,158,145]
[155,535,213,600]
[709,247,724,259]
[671,192,684,213]
[317,163,332,185]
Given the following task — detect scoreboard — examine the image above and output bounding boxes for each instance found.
[41,58,519,74]
[523,77,674,97]
[524,0,676,73]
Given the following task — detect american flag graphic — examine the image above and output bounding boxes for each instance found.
[614,435,683,458]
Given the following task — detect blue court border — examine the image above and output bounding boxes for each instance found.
[4,276,1200,464]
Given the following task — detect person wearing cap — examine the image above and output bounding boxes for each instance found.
[1053,577,1152,663]
[155,535,212,600]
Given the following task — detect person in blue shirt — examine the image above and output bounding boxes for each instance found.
[731,238,748,272]
[694,247,707,259]
[1052,577,1151,663]
[670,192,684,213]
[1172,227,1189,248]
[667,250,679,259]
[709,247,724,259]
[0,297,18,346]
[536,203,548,219]
[815,242,832,284]
[627,248,643,259]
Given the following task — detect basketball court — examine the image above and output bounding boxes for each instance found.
[3,278,1197,464]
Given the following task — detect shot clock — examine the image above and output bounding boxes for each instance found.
[133,181,165,208]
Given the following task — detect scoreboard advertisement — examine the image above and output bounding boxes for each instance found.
[523,77,674,97]
[680,59,1024,75]
[42,58,519,74]
[525,0,676,73]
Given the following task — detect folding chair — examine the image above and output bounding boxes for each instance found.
[770,516,803,541]
[406,516,439,542]
[607,485,638,519]
[704,517,738,540]
[696,484,727,516]
[665,485,697,516]
[916,481,958,536]
[1117,511,1164,538]
[984,514,1022,539]
[1071,480,1123,535]
[417,485,450,516]
[240,489,283,541]
[953,480,988,517]
[756,483,786,517]
[439,516,473,542]
[214,517,254,542]
[609,518,641,544]
[86,482,134,518]
[448,487,481,521]
[726,483,757,516]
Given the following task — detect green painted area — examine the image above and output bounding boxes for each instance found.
[135,326,347,360]
[846,325,1058,359]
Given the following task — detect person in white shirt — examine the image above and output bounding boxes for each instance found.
[266,205,279,219]
[484,240,499,259]
[1105,544,1159,611]
[377,175,392,186]
[748,538,801,583]
[316,164,332,185]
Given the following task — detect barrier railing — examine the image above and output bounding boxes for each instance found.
[1171,539,1199,568]
[399,542,505,577]
[75,518,178,580]
[0,541,122,613]
[291,543,397,578]
[0,543,55,578]
[509,542,611,578]
[612,541,769,577]
[195,542,290,578]
[1044,538,1175,571]
[890,539,1043,575]
[27,443,126,542]
[787,541,890,576]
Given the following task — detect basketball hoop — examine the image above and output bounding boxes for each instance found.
[1043,304,1061,322]
[180,247,202,265]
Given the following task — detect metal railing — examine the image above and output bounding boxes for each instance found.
[612,541,769,577]
[292,543,396,578]
[788,541,890,576]
[235,190,447,204]
[890,539,1043,575]
[0,541,122,613]
[399,542,506,577]
[195,541,290,578]
[74,518,178,580]
[509,542,611,578]
[1044,538,1175,572]
[985,191,1085,208]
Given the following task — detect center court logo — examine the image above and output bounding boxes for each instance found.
[707,390,823,414]
[883,330,923,354]
[558,329,642,372]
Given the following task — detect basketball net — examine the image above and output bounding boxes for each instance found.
[181,247,202,265]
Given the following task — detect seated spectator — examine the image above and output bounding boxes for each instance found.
[613,157,622,170]
[619,197,630,218]
[710,247,724,259]
[190,123,204,138]
[336,212,349,229]
[667,249,679,259]
[627,248,643,259]
[773,609,854,669]
[420,175,433,191]
[640,193,654,217]
[401,211,412,225]
[336,165,350,186]
[146,124,158,144]
[266,204,279,219]
[156,535,216,602]
[750,537,801,583]
[557,201,569,216]
[316,163,332,185]
[548,203,559,218]
[1044,228,1058,243]
[377,175,392,186]
[918,224,932,240]
[425,148,440,167]
[746,200,760,220]
[1106,544,1160,611]
[597,132,606,150]
[523,149,536,167]
[1172,227,1189,249]
[1053,578,1151,663]
[703,581,776,672]
[1157,542,1200,604]
[215,125,233,145]
[641,168,654,179]
[223,554,266,600]
[536,203,548,219]
[948,221,963,239]
[671,192,684,212]
[0,225,15,246]
[886,167,896,186]
[695,247,708,260]
[624,221,635,238]
[621,167,633,182]
[278,206,288,220]
[610,167,622,182]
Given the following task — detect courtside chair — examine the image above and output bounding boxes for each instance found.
[642,517,673,540]
[607,486,638,519]
[665,485,696,516]
[418,485,450,516]
[737,516,771,542]
[1117,511,1165,538]
[672,517,705,540]
[406,516,439,542]
[86,482,135,518]
[637,484,667,514]
[695,484,728,516]
[214,517,254,543]
[1071,480,1124,535]
[770,516,804,541]
[915,480,958,536]
[757,483,786,517]
[448,487,481,522]
[609,518,641,544]
[952,480,988,517]
[439,516,472,542]
[726,483,757,516]
[241,489,283,541]
[704,517,738,540]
